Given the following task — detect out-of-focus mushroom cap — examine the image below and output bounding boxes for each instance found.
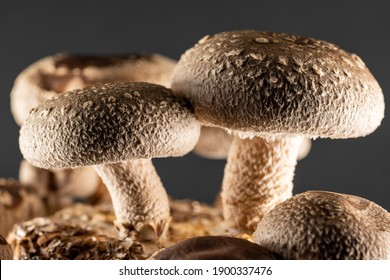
[194,127,311,160]
[297,138,311,160]
[172,30,384,139]
[11,53,176,125]
[253,191,390,260]
[153,236,280,260]
[0,234,13,260]
[0,178,46,237]
[193,126,233,159]
[20,82,200,169]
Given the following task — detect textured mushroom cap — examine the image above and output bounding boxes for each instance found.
[153,236,279,260]
[172,30,384,139]
[20,82,200,169]
[11,53,176,125]
[253,191,390,260]
[0,234,13,260]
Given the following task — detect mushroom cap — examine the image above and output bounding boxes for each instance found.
[0,234,13,260]
[193,126,233,159]
[11,53,176,126]
[253,191,390,260]
[172,30,384,139]
[19,160,107,211]
[297,138,311,161]
[153,236,279,260]
[19,82,200,169]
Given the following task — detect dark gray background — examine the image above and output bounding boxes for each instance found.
[1,0,389,210]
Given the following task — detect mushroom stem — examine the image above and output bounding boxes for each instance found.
[221,136,302,232]
[93,159,170,241]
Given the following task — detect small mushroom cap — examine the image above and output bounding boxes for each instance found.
[153,236,279,260]
[19,159,52,197]
[253,191,390,260]
[19,160,108,211]
[297,138,311,160]
[0,234,13,260]
[172,30,384,139]
[194,127,312,160]
[11,53,176,125]
[63,166,105,201]
[20,82,200,169]
[193,126,233,159]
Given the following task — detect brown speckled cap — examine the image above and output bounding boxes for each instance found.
[20,82,200,169]
[253,191,390,260]
[153,236,280,260]
[11,53,176,125]
[172,30,384,139]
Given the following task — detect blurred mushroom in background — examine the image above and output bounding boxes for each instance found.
[11,53,176,125]
[19,160,109,214]
[11,53,176,209]
[193,126,233,159]
[194,126,311,161]
[0,178,46,236]
[0,234,13,260]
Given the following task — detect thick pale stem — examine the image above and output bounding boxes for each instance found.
[221,136,302,233]
[94,159,170,241]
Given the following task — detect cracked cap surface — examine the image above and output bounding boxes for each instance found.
[172,30,384,139]
[20,82,200,169]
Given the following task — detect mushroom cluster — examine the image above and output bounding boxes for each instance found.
[11,53,176,213]
[172,30,384,232]
[19,82,201,240]
[2,30,388,260]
